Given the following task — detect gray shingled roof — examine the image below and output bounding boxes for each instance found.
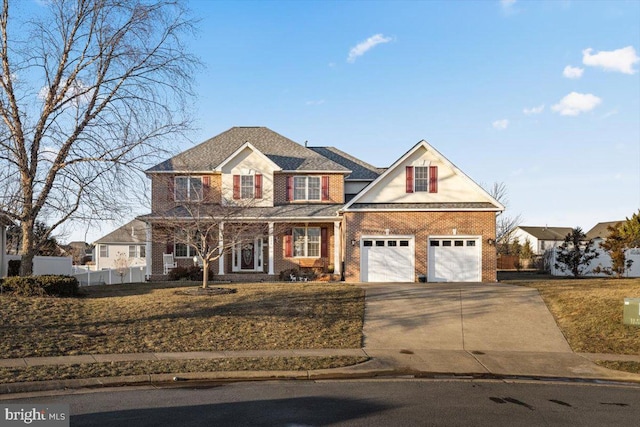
[308,147,382,180]
[346,202,500,210]
[147,127,351,173]
[517,226,573,241]
[140,204,342,221]
[586,221,623,240]
[94,219,147,244]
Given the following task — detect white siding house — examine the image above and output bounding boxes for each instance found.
[93,219,147,270]
[511,226,573,255]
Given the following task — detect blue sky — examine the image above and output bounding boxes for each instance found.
[36,0,639,242]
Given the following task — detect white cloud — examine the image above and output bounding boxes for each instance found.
[492,119,509,130]
[551,92,602,116]
[347,34,392,63]
[305,99,325,106]
[601,109,618,119]
[523,105,544,115]
[563,65,584,79]
[501,0,516,8]
[582,46,639,74]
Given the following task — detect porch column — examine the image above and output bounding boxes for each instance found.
[145,222,152,280]
[333,221,341,275]
[218,222,225,275]
[0,225,6,278]
[268,222,275,275]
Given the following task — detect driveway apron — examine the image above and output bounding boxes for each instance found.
[361,282,572,353]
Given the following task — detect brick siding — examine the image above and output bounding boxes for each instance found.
[343,211,497,282]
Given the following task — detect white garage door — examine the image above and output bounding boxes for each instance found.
[361,237,415,282]
[428,238,480,282]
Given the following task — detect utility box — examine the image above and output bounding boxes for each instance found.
[623,298,640,326]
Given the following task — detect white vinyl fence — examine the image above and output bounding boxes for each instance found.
[548,248,640,277]
[72,266,147,286]
[4,255,72,276]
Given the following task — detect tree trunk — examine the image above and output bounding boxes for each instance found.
[19,219,35,276]
[202,261,209,289]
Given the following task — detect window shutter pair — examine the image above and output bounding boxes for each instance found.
[405,166,438,193]
[234,174,262,199]
[286,176,329,201]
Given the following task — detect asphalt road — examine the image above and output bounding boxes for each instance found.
[5,379,640,426]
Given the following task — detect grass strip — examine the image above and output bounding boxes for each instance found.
[0,356,369,384]
[595,361,640,374]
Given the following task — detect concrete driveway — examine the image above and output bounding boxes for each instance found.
[354,282,622,378]
[362,282,572,352]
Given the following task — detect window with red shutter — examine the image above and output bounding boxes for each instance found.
[255,174,263,199]
[321,176,330,201]
[321,228,328,257]
[283,234,293,257]
[286,176,294,201]
[233,175,240,199]
[429,165,438,193]
[406,166,414,193]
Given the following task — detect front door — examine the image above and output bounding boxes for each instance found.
[240,242,255,270]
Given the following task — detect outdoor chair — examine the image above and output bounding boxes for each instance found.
[163,253,177,275]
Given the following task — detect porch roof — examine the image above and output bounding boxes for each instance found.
[139,204,343,222]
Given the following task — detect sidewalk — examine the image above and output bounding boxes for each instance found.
[2,348,640,396]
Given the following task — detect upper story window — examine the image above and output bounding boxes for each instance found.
[233,174,262,199]
[287,176,330,201]
[175,176,202,201]
[99,245,108,258]
[406,166,438,193]
[294,176,321,201]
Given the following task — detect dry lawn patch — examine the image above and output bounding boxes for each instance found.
[0,356,368,384]
[501,275,640,355]
[1,282,364,358]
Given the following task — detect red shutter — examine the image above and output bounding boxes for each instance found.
[233,175,240,199]
[321,176,330,201]
[165,240,173,254]
[168,176,175,201]
[321,227,328,257]
[286,176,294,201]
[202,176,211,201]
[429,165,438,193]
[283,234,293,257]
[406,166,414,193]
[255,174,262,199]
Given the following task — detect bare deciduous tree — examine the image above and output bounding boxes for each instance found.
[485,182,522,253]
[0,0,197,275]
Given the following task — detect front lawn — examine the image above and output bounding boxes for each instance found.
[0,282,365,359]
[500,274,640,372]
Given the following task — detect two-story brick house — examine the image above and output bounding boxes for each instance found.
[140,126,504,282]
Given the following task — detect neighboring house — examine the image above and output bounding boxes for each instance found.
[510,226,573,255]
[140,126,504,283]
[66,241,94,265]
[93,219,148,270]
[586,221,623,245]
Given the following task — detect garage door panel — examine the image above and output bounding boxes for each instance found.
[429,238,480,282]
[361,238,414,283]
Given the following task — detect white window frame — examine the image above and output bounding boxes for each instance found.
[128,245,145,258]
[99,245,108,258]
[293,176,321,201]
[293,227,321,258]
[414,166,429,192]
[175,176,203,201]
[240,174,255,199]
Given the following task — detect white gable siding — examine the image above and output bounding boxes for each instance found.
[354,145,495,205]
[221,147,275,207]
[94,244,146,270]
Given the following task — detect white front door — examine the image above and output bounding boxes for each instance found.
[360,236,415,282]
[428,237,481,282]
